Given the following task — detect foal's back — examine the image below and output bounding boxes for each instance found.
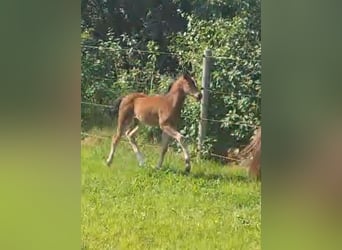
[120,92,173,126]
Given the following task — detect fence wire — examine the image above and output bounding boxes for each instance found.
[82,76,260,99]
[201,118,259,129]
[81,132,157,149]
[81,101,113,108]
[205,88,260,99]
[81,44,248,61]
[82,44,181,57]
[81,132,242,162]
[81,101,259,129]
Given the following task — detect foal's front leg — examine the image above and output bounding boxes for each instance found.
[161,125,191,173]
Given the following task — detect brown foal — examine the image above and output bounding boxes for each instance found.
[106,73,202,173]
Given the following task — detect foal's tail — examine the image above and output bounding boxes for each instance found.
[108,96,123,118]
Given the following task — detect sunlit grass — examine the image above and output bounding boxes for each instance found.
[81,137,260,250]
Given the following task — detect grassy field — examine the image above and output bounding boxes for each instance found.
[81,136,261,250]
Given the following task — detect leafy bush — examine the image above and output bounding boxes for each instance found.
[81,33,166,139]
[81,2,261,156]
[169,13,260,151]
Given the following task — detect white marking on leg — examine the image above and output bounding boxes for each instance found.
[126,126,144,167]
[106,139,116,165]
[106,148,113,165]
[106,132,122,166]
[176,134,190,162]
[161,126,191,172]
[137,152,144,166]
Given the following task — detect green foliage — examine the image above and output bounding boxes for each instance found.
[81,0,187,45]
[169,12,260,147]
[82,139,261,249]
[81,34,164,133]
[81,0,261,154]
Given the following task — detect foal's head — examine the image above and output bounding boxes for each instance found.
[178,73,202,101]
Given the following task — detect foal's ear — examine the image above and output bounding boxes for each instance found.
[181,71,191,79]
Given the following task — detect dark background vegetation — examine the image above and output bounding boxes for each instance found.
[81,0,261,156]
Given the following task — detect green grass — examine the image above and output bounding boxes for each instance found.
[81,137,261,250]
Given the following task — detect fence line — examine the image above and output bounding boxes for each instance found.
[210,153,241,162]
[81,75,260,98]
[82,44,180,57]
[81,101,113,108]
[82,44,244,61]
[81,132,242,162]
[82,76,149,87]
[206,89,260,98]
[82,77,259,98]
[81,132,157,148]
[81,132,110,140]
[201,118,258,128]
[81,101,259,128]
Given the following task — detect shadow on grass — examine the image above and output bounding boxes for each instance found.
[160,164,251,183]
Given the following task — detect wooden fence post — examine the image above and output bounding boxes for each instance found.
[198,49,212,154]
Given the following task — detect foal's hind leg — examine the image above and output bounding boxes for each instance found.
[126,125,145,166]
[106,115,132,167]
[106,128,123,167]
[156,132,170,169]
[161,125,191,173]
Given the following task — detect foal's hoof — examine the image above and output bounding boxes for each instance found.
[184,166,191,174]
[105,160,112,167]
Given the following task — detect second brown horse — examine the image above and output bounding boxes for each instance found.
[106,73,202,173]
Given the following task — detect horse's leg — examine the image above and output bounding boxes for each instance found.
[106,127,123,166]
[125,125,144,166]
[156,132,170,169]
[106,114,131,167]
[161,125,191,173]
